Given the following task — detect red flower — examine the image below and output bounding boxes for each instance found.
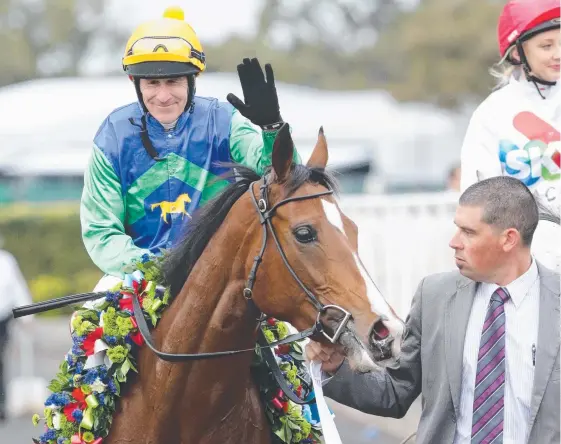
[81,327,104,356]
[118,295,143,313]
[63,403,78,422]
[271,398,283,410]
[275,344,290,355]
[132,279,148,294]
[130,330,144,346]
[63,389,86,423]
[119,298,132,312]
[71,388,86,404]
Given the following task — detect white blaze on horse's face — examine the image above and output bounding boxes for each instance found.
[321,199,395,319]
[353,255,406,360]
[321,200,346,236]
[320,197,405,365]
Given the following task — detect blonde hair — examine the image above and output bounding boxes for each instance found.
[489,46,521,90]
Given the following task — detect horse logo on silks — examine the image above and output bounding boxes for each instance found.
[150,193,192,223]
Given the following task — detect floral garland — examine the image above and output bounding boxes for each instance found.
[254,319,323,444]
[31,257,323,444]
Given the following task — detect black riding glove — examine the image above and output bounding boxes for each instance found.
[226,58,283,130]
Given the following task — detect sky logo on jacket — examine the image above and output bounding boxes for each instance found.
[499,111,560,185]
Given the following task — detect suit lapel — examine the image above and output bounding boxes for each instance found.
[528,265,560,430]
[445,277,477,415]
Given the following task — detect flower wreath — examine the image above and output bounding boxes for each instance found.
[31,257,323,444]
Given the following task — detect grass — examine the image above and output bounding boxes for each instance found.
[0,201,80,220]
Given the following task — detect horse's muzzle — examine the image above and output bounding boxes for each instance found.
[368,318,400,364]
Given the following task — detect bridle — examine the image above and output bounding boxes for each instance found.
[244,174,353,342]
[13,173,356,405]
[132,174,354,364]
[131,173,356,403]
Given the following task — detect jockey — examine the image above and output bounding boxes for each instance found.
[80,6,300,285]
[459,0,560,269]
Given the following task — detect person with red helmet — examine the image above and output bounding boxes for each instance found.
[459,0,560,269]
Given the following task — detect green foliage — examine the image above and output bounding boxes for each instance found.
[0,0,124,87]
[204,0,504,109]
[369,0,504,108]
[0,0,506,109]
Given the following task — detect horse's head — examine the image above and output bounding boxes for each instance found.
[178,193,191,203]
[248,124,406,372]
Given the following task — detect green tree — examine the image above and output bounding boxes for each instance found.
[344,0,505,108]
[0,0,124,86]
[205,0,503,109]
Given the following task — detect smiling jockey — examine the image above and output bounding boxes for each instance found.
[80,6,300,283]
[460,0,560,270]
[460,0,560,210]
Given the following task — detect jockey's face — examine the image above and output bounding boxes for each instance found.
[139,77,189,124]
[513,28,561,83]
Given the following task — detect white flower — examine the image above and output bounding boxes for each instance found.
[52,412,62,430]
[90,378,107,393]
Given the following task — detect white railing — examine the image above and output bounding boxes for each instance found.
[338,192,460,319]
[7,192,462,412]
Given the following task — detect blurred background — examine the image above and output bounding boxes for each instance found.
[0,0,505,442]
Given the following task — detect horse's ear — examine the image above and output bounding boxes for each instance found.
[272,123,294,182]
[306,126,328,169]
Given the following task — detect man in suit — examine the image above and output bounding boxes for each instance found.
[306,176,560,443]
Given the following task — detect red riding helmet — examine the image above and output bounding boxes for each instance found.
[498,0,560,57]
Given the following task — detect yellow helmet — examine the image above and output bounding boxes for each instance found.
[122,6,206,78]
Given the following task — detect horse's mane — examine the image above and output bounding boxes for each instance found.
[537,199,560,225]
[162,162,338,298]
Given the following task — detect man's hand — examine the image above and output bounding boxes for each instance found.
[305,340,346,375]
[226,58,282,129]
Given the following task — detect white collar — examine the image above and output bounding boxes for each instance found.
[509,72,560,100]
[482,257,539,308]
[162,119,178,131]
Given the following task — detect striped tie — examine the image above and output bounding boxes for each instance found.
[471,287,509,444]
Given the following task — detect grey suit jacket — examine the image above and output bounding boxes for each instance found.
[324,263,560,444]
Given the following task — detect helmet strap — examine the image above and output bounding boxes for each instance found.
[133,78,149,113]
[128,114,164,161]
[129,75,196,161]
[513,40,556,100]
[186,75,196,113]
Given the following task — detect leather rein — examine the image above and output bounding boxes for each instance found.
[132,174,354,403]
[13,174,354,405]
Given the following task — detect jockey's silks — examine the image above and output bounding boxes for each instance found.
[81,96,300,277]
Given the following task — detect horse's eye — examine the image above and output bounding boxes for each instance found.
[293,225,317,244]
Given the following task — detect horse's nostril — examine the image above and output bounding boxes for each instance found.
[371,320,390,341]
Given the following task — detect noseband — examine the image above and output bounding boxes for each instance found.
[132,173,353,365]
[11,174,356,405]
[245,175,352,344]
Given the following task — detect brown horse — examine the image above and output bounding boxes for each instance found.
[105,125,406,444]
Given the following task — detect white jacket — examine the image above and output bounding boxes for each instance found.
[460,73,561,270]
[0,249,33,321]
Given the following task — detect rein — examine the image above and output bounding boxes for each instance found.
[13,174,354,405]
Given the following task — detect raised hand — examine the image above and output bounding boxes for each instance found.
[227,58,283,129]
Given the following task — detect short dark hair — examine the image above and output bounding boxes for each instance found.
[459,176,538,246]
